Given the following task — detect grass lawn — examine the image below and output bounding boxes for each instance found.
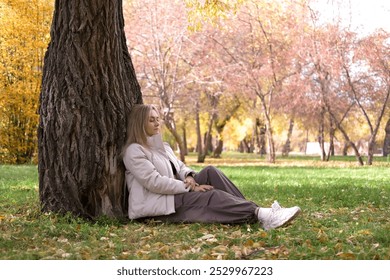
[1,154,390,260]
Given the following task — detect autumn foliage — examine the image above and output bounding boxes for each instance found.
[125,0,390,165]
[1,0,389,165]
[0,0,52,163]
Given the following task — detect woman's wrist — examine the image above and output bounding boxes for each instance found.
[186,171,196,178]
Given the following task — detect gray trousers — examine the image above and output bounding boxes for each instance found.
[157,166,259,224]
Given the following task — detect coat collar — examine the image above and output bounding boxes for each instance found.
[146,134,166,153]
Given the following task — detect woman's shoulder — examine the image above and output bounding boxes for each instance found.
[124,143,147,156]
[163,142,175,153]
[163,142,172,149]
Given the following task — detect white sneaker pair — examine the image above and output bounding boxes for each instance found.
[257,201,301,230]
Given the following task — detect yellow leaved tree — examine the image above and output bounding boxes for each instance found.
[0,0,52,163]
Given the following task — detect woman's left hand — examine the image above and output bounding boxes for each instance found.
[184,176,197,190]
[192,184,213,192]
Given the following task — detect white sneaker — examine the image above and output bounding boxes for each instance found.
[258,201,301,230]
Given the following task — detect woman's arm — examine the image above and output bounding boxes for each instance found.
[123,145,189,195]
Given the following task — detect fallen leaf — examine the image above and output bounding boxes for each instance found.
[334,242,343,252]
[244,239,254,247]
[212,245,228,253]
[231,230,242,238]
[158,245,170,253]
[57,237,69,243]
[198,233,217,242]
[253,241,265,248]
[357,229,372,236]
[258,231,268,238]
[336,252,356,260]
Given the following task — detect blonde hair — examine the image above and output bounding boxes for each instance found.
[121,104,160,156]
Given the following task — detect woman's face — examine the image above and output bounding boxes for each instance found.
[145,109,160,136]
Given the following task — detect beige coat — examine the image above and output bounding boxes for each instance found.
[123,135,195,219]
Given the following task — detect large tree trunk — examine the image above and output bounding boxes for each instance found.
[38,0,142,219]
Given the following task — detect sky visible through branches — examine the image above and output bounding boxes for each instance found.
[312,0,389,35]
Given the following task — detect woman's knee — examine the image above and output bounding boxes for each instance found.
[204,165,219,174]
[195,166,221,185]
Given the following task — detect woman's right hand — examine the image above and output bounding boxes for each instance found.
[192,184,213,192]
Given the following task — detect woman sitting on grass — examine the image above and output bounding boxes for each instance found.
[122,104,301,230]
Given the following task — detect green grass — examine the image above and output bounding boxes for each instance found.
[1,156,390,260]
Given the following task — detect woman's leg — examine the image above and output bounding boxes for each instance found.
[161,190,258,224]
[194,166,246,198]
[154,166,300,228]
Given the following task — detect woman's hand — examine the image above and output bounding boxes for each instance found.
[192,184,213,192]
[184,176,213,192]
[184,176,197,190]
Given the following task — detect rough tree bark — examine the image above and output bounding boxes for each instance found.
[38,0,142,219]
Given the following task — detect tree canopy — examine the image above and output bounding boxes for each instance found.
[1,0,389,166]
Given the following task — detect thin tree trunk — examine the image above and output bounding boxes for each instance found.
[383,118,390,157]
[182,124,188,156]
[258,94,275,163]
[326,108,364,165]
[326,117,335,161]
[213,137,224,158]
[199,114,214,163]
[212,103,240,158]
[38,0,142,218]
[344,68,390,165]
[164,119,186,162]
[251,119,257,153]
[240,139,250,153]
[258,122,267,155]
[366,87,390,165]
[265,121,276,163]
[304,130,309,155]
[282,118,294,156]
[318,106,326,161]
[195,101,204,163]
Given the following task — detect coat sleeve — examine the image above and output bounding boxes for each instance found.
[123,144,190,195]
